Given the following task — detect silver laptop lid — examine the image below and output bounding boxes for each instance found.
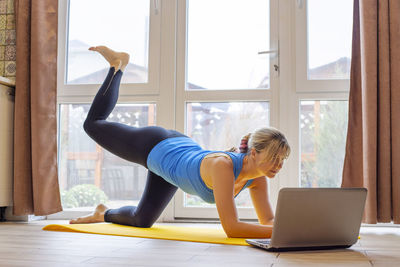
[270,188,367,249]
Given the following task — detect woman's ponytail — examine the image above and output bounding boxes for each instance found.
[225,133,252,153]
[239,133,251,153]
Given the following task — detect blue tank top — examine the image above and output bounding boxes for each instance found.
[146,137,254,203]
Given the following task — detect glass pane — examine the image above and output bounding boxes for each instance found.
[58,104,156,210]
[300,101,348,187]
[185,102,270,207]
[307,0,353,80]
[67,0,150,84]
[187,0,270,90]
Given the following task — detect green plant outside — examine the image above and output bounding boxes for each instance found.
[61,184,108,208]
[301,101,349,187]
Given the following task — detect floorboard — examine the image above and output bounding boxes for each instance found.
[0,220,399,266]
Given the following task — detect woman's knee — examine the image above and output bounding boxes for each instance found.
[83,118,98,137]
[133,216,155,228]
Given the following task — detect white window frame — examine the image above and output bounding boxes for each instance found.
[173,0,280,219]
[286,0,350,191]
[57,0,162,97]
[235,0,351,216]
[50,0,177,220]
[293,0,350,190]
[295,0,350,92]
[51,0,352,221]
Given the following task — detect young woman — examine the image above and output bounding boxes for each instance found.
[69,46,291,238]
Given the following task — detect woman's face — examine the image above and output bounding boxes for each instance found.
[252,149,285,178]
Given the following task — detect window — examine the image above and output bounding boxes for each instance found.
[58,0,161,98]
[295,0,353,92]
[174,0,277,219]
[53,0,167,220]
[186,0,271,90]
[66,0,151,85]
[58,104,156,210]
[307,0,353,80]
[296,0,352,189]
[300,100,348,188]
[55,0,353,220]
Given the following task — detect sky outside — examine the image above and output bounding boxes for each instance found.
[68,0,149,66]
[308,0,353,68]
[68,0,353,87]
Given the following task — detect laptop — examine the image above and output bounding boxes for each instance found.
[246,187,367,252]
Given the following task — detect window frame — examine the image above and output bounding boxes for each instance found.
[297,93,349,188]
[51,0,352,221]
[293,0,351,190]
[263,0,351,212]
[173,0,279,219]
[51,0,177,220]
[57,0,162,97]
[294,0,351,92]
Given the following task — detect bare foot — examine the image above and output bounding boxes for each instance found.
[69,204,108,224]
[88,46,130,71]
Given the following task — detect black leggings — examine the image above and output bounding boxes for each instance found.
[84,67,186,227]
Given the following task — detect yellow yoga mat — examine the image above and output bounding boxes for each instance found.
[43,223,249,246]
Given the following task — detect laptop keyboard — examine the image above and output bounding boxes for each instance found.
[257,239,271,245]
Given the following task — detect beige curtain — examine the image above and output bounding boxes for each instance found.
[342,0,400,224]
[13,0,62,216]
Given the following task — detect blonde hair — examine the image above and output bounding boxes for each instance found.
[227,127,291,162]
[249,127,291,162]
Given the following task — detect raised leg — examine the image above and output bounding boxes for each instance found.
[82,49,175,166]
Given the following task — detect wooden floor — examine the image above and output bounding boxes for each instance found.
[0,220,399,267]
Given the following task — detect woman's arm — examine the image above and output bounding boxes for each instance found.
[210,158,273,238]
[248,177,274,225]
